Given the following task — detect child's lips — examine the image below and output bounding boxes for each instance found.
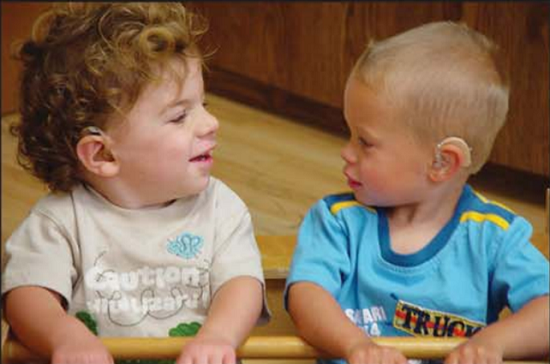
[345,174,362,189]
[189,153,212,163]
[189,146,216,163]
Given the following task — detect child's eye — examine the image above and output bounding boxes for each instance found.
[169,111,187,124]
[358,137,373,148]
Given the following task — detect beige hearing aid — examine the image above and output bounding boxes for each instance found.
[81,126,104,136]
[434,136,472,168]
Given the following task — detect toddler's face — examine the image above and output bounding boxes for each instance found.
[340,77,433,207]
[106,56,218,207]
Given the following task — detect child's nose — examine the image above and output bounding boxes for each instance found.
[197,110,219,137]
[341,142,356,164]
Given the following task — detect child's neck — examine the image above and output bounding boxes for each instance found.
[385,182,465,255]
[83,178,176,210]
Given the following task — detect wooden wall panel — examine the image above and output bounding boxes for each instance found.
[461,2,549,177]
[189,1,549,177]
[192,2,465,108]
[2,2,548,176]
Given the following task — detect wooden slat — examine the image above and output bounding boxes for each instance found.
[3,336,547,363]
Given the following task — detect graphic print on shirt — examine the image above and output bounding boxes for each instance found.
[84,232,210,327]
[344,306,388,336]
[393,298,484,337]
[167,232,204,259]
[75,310,98,335]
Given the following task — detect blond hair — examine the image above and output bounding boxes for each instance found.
[352,21,509,173]
[11,2,209,192]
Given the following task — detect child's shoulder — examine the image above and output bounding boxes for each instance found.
[32,187,79,215]
[460,186,523,232]
[207,177,248,212]
[320,192,377,216]
[22,186,86,231]
[208,176,238,198]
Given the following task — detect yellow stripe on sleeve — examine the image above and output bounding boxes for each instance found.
[330,201,375,215]
[459,211,510,230]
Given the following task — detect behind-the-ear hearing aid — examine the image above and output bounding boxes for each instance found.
[434,136,472,169]
[81,126,104,137]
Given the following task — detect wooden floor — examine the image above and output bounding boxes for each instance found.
[1,93,548,364]
[3,92,546,257]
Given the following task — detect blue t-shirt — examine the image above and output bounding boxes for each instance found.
[285,184,549,363]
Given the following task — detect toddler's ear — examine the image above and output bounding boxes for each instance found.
[428,137,471,182]
[428,146,463,182]
[76,135,119,177]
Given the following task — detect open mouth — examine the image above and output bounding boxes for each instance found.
[347,178,362,189]
[344,173,362,189]
[189,150,213,162]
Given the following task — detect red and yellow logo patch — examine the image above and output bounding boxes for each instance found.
[393,299,484,337]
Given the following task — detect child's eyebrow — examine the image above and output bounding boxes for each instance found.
[356,125,378,140]
[163,99,188,112]
[161,93,206,115]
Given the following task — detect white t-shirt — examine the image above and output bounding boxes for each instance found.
[2,177,270,337]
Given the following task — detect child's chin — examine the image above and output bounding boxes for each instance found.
[353,191,365,202]
[182,177,211,196]
[354,193,375,207]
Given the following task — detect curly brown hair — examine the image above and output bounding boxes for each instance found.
[10,2,209,192]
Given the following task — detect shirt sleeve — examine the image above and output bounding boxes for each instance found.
[489,216,550,313]
[1,209,78,306]
[284,198,351,310]
[209,185,270,325]
[211,210,265,290]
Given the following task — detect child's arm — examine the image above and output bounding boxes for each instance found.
[445,295,549,363]
[288,281,408,364]
[5,286,113,364]
[176,276,263,364]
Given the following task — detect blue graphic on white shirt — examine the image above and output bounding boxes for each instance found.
[167,233,203,259]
